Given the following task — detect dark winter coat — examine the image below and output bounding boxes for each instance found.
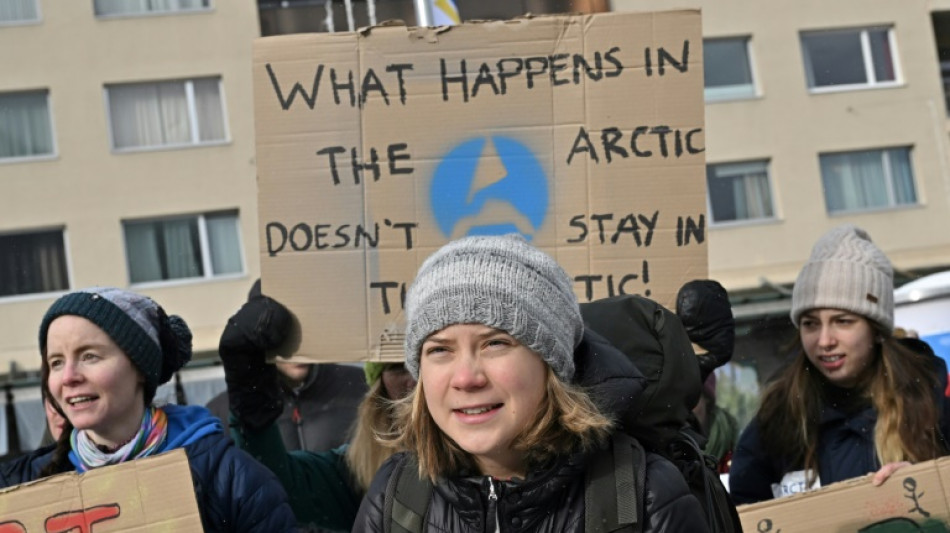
[352,443,708,533]
[730,394,879,504]
[0,405,296,533]
[351,330,710,533]
[730,360,950,505]
[208,363,367,452]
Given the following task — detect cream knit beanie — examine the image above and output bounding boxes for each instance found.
[790,224,893,330]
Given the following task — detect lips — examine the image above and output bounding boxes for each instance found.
[453,403,503,422]
[817,354,845,370]
[65,395,98,407]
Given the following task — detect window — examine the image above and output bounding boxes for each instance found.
[706,160,775,224]
[123,211,243,284]
[0,0,39,24]
[106,77,228,151]
[94,0,210,17]
[704,37,756,101]
[801,27,899,91]
[819,147,916,213]
[0,229,69,298]
[0,90,54,160]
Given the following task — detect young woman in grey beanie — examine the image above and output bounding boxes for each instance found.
[730,225,950,504]
[0,287,296,532]
[351,234,709,532]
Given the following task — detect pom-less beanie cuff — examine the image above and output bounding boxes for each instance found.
[404,235,583,382]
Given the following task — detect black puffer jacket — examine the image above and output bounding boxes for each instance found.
[351,331,710,533]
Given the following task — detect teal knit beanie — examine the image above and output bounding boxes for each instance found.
[38,287,192,401]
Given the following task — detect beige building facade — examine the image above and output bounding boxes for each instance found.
[0,2,262,374]
[3,0,950,378]
[613,0,950,372]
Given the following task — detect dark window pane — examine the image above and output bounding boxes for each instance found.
[803,31,866,87]
[704,38,753,88]
[869,29,896,82]
[0,230,68,297]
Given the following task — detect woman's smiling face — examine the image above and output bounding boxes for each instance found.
[45,315,145,448]
[420,323,547,479]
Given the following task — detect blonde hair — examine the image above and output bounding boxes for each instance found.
[382,366,613,481]
[344,379,400,491]
[757,324,944,485]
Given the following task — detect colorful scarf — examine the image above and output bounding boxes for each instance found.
[71,406,168,472]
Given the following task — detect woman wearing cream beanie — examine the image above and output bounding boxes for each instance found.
[730,224,950,504]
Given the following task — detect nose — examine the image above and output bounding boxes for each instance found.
[817,324,837,350]
[449,348,488,390]
[60,360,83,385]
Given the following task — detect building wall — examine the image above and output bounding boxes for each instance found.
[4,0,950,376]
[0,2,262,372]
[613,0,950,294]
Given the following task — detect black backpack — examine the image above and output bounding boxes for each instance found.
[580,294,742,533]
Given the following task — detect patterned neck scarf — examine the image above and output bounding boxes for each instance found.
[71,406,168,472]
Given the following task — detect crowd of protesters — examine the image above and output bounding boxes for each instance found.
[1,224,947,532]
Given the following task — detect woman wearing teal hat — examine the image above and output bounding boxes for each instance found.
[0,287,296,532]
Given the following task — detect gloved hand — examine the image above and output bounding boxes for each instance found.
[675,279,735,381]
[219,280,292,431]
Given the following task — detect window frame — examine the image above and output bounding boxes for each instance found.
[801,26,903,94]
[122,211,246,288]
[705,159,778,227]
[104,77,231,154]
[0,0,42,26]
[0,88,58,164]
[703,36,759,103]
[819,146,918,215]
[93,0,213,19]
[0,226,72,302]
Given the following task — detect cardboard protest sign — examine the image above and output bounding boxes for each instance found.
[0,449,201,532]
[738,458,950,532]
[253,10,706,363]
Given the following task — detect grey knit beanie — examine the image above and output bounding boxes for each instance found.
[404,235,583,382]
[39,287,192,400]
[790,224,894,330]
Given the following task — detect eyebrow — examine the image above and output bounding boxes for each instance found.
[48,342,109,356]
[424,327,506,344]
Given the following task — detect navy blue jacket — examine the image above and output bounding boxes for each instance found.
[0,407,296,532]
[731,363,950,505]
[730,399,879,504]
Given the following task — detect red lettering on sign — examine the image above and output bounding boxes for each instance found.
[44,504,120,533]
[0,521,27,533]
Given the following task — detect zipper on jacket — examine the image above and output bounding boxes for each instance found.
[487,477,500,533]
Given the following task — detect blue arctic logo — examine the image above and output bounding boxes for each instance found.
[430,136,548,240]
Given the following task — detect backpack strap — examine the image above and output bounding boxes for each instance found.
[585,432,646,533]
[384,455,432,533]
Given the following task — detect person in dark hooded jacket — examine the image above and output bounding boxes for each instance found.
[352,235,708,532]
[0,287,296,533]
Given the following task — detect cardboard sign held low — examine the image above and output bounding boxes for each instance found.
[253,10,707,363]
[0,449,202,532]
[737,458,950,532]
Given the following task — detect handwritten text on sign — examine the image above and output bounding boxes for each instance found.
[253,12,707,362]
